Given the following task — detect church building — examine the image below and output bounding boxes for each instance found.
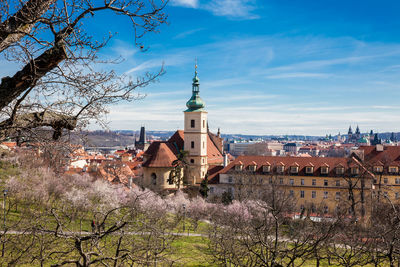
[141,66,225,191]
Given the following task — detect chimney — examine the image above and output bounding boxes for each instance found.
[376,144,384,152]
[223,153,229,167]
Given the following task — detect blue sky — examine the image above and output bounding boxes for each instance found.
[7,0,400,136]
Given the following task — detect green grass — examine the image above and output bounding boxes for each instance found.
[169,236,215,266]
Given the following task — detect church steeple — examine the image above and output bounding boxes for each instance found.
[185,62,205,112]
[348,126,353,135]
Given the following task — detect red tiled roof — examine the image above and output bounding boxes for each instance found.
[142,142,178,167]
[168,130,184,151]
[360,146,400,167]
[209,155,371,181]
[143,130,224,168]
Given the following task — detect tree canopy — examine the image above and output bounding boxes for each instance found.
[0,0,168,142]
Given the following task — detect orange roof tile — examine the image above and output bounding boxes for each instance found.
[142,142,178,167]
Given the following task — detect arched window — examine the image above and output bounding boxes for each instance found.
[151,173,157,185]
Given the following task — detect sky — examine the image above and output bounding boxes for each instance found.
[8,0,400,136]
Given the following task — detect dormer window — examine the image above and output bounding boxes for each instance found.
[306,166,314,174]
[336,166,345,175]
[235,161,243,171]
[290,166,299,174]
[321,164,329,174]
[249,162,257,172]
[351,167,359,175]
[277,165,285,174]
[373,166,383,173]
[263,165,271,173]
[389,166,398,174]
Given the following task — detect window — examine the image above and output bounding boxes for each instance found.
[300,191,305,198]
[191,141,194,149]
[324,180,328,186]
[335,192,341,200]
[151,173,157,185]
[190,119,195,128]
[351,167,359,175]
[249,165,257,172]
[336,180,340,187]
[396,178,400,184]
[312,191,316,198]
[324,206,329,214]
[289,190,294,197]
[301,179,305,185]
[374,166,383,173]
[235,164,243,171]
[263,165,271,173]
[336,167,345,175]
[210,187,214,193]
[374,178,377,184]
[228,177,233,183]
[312,179,316,186]
[300,205,305,211]
[306,166,314,174]
[324,191,328,199]
[203,142,205,149]
[389,166,398,174]
[279,178,284,184]
[384,178,388,184]
[190,159,194,164]
[269,177,273,184]
[290,166,299,174]
[168,174,173,185]
[396,192,400,199]
[290,179,294,185]
[202,158,205,164]
[321,166,329,174]
[311,205,316,213]
[277,166,285,173]
[203,120,205,128]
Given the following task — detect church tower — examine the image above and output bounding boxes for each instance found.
[184,64,208,185]
[184,64,207,184]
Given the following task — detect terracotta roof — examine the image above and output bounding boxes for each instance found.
[143,130,224,168]
[209,155,372,181]
[142,142,178,167]
[360,145,400,168]
[168,130,184,151]
[1,142,17,149]
[97,162,135,185]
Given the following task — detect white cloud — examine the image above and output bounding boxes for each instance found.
[170,0,198,8]
[203,0,259,19]
[171,0,259,20]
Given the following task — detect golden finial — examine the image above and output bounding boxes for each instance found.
[195,57,198,74]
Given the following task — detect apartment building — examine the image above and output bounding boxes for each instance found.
[208,153,378,216]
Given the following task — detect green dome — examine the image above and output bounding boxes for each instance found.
[358,138,368,143]
[185,66,205,112]
[186,94,205,111]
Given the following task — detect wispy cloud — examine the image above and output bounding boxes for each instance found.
[171,0,259,20]
[170,0,198,8]
[266,72,331,79]
[173,28,204,39]
[203,0,259,19]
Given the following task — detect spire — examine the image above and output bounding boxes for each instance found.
[185,60,205,112]
[348,126,353,135]
[356,125,360,134]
